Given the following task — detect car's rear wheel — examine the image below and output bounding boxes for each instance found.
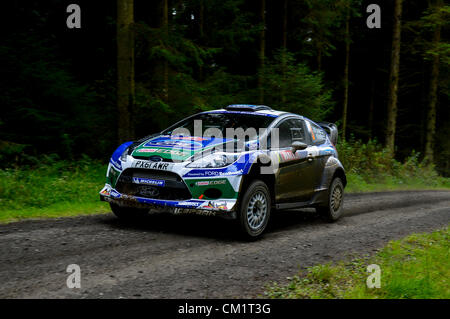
[316,177,344,222]
[110,203,148,221]
[237,180,271,239]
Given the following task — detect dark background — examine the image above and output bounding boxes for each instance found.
[1,0,448,175]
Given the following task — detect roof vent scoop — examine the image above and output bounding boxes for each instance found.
[225,104,272,112]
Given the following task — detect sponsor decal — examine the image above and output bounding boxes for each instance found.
[195,179,227,186]
[279,150,297,161]
[110,189,121,198]
[205,201,228,210]
[100,188,110,196]
[195,169,243,177]
[145,139,202,149]
[183,161,249,178]
[135,148,191,157]
[157,149,190,156]
[216,203,228,210]
[136,148,158,153]
[143,135,231,151]
[178,201,202,207]
[277,150,309,163]
[133,160,173,170]
[132,177,165,187]
[173,208,217,216]
[219,169,243,176]
[171,136,206,141]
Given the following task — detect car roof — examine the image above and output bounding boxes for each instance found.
[202,104,288,118]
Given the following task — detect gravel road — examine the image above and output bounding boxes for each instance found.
[0,190,449,299]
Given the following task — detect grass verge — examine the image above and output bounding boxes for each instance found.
[265,226,450,299]
[345,172,450,193]
[0,158,110,224]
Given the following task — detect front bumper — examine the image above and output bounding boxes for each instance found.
[100,185,237,218]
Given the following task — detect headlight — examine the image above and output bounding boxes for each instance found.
[186,153,238,168]
[120,148,129,162]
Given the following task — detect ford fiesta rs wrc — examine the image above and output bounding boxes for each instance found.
[100,104,346,238]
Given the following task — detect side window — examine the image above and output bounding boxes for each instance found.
[275,120,293,148]
[309,122,327,145]
[290,119,307,144]
[271,118,307,149]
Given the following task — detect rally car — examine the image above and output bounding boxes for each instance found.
[100,104,346,238]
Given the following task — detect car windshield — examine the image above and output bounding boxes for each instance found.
[162,112,276,141]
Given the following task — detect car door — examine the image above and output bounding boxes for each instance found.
[304,120,329,191]
[272,118,317,202]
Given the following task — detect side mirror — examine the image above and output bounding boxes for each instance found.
[291,141,307,152]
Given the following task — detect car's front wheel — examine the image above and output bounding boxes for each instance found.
[316,177,344,222]
[237,180,271,239]
[110,203,148,221]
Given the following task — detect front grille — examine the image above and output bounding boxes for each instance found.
[115,168,191,200]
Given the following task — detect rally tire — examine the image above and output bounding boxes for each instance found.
[317,177,344,222]
[110,203,148,221]
[237,180,271,239]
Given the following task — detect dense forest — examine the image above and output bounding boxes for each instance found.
[1,0,449,176]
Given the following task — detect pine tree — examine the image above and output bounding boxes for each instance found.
[385,0,403,154]
[424,0,445,164]
[117,0,135,143]
[258,0,266,104]
[341,3,350,140]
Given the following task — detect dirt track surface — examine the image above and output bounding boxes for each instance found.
[0,190,449,299]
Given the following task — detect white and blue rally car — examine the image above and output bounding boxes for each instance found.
[100,104,346,237]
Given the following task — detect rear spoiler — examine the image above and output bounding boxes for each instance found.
[317,121,338,145]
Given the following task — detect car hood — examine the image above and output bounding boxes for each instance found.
[131,135,234,162]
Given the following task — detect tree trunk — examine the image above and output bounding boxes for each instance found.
[282,0,287,49]
[281,0,287,104]
[258,0,266,104]
[424,1,442,164]
[368,79,375,139]
[341,7,350,141]
[385,0,403,154]
[162,0,169,103]
[198,0,204,80]
[117,0,135,144]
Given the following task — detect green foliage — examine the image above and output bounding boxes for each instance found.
[337,139,450,192]
[338,139,395,177]
[300,0,340,60]
[202,70,255,107]
[260,50,333,120]
[265,227,450,299]
[404,2,450,63]
[0,157,108,223]
[296,0,361,65]
[0,141,27,167]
